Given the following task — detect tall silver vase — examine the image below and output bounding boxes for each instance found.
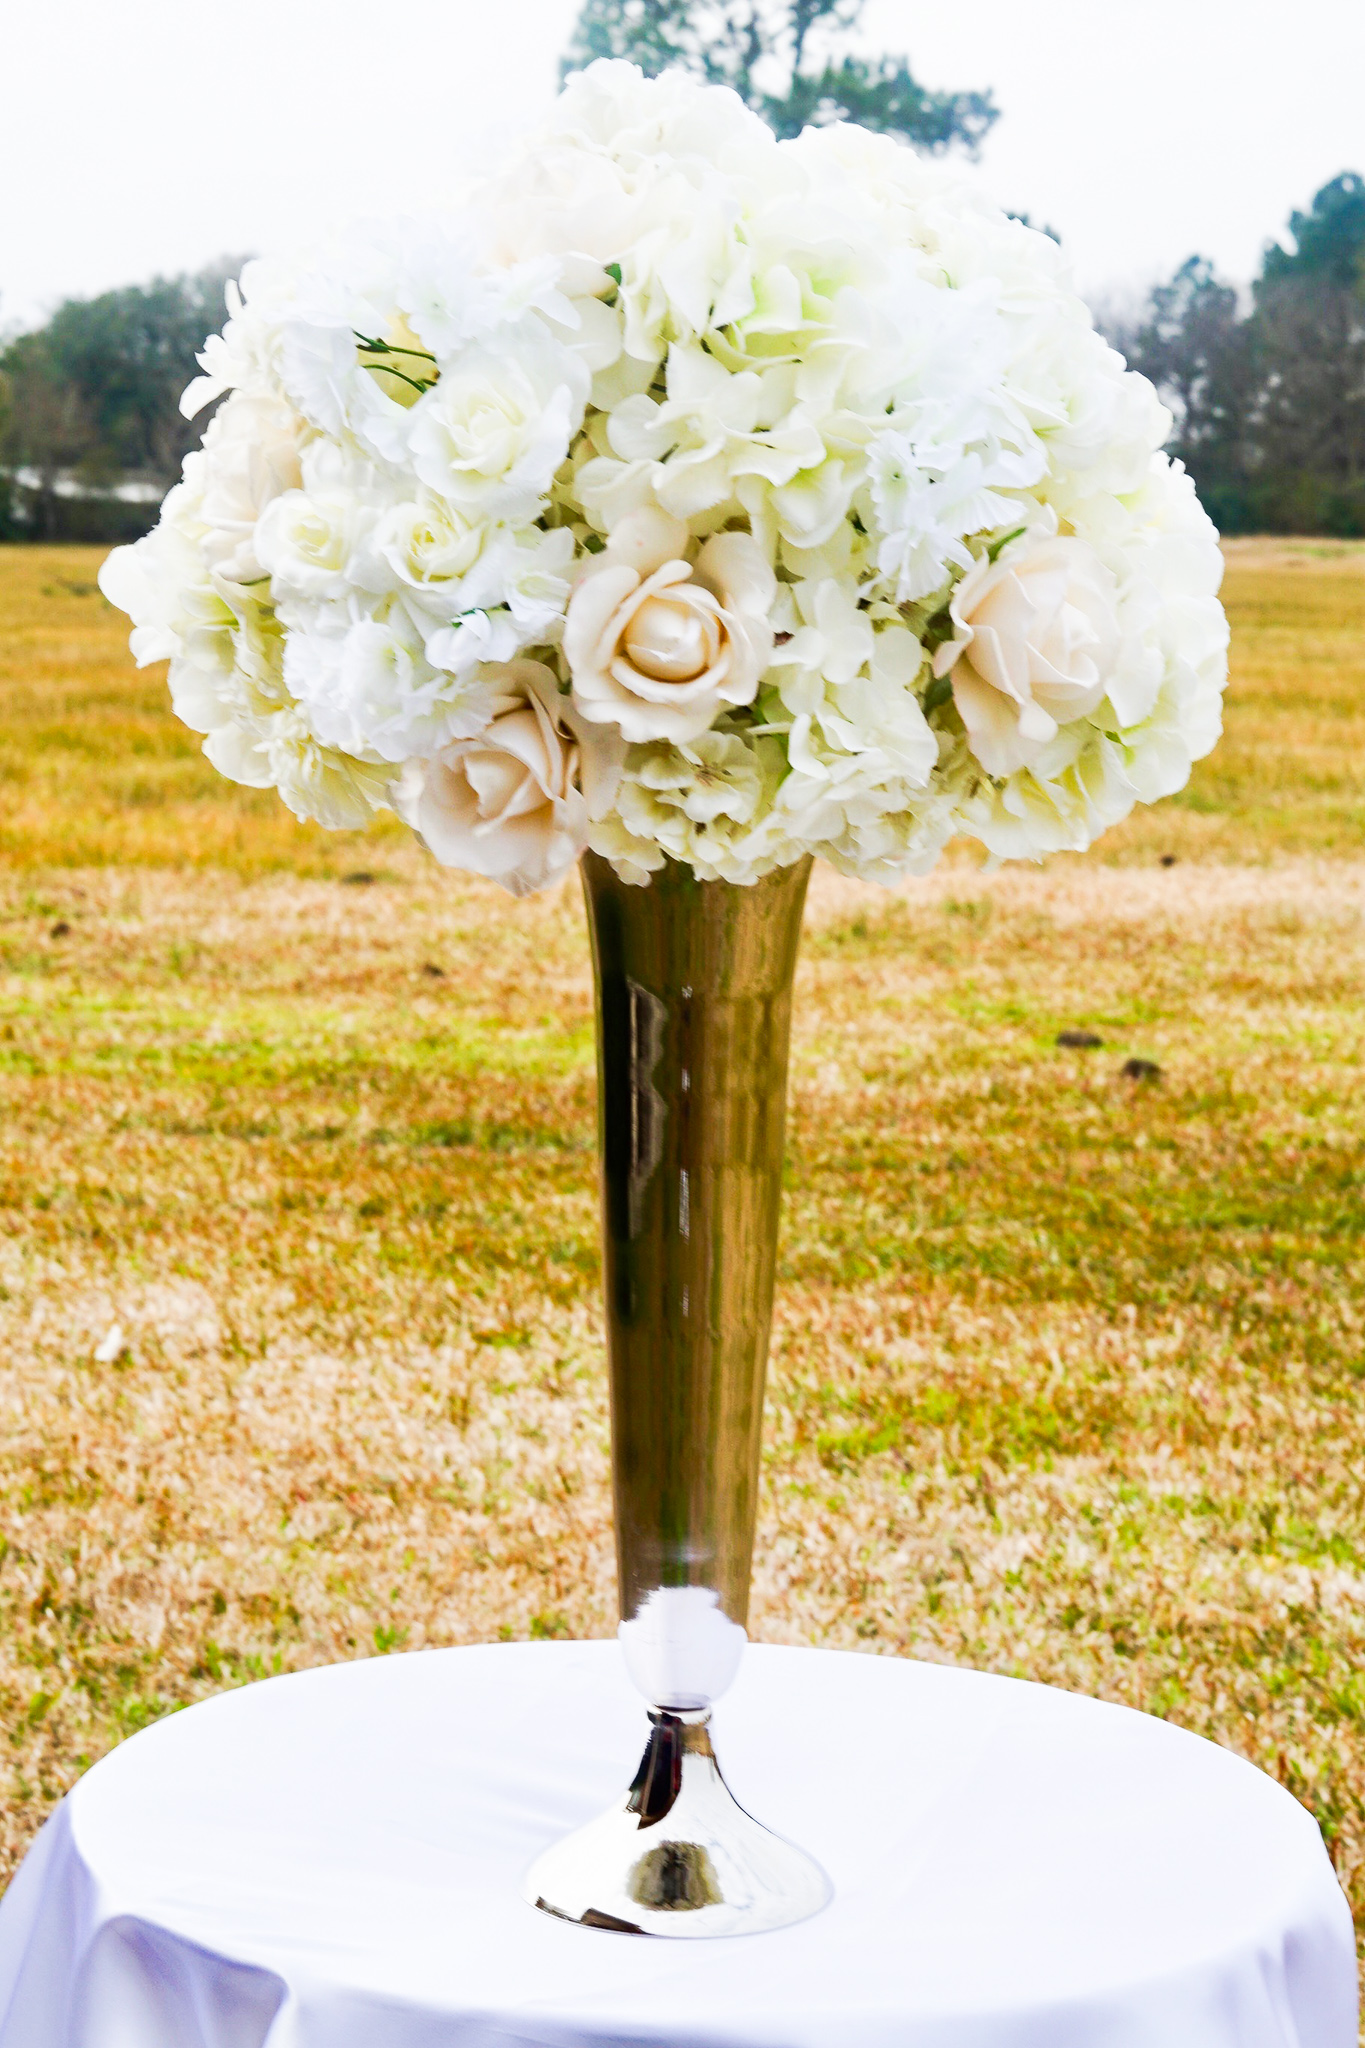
[523,851,830,1937]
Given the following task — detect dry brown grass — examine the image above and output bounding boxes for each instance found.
[3,543,1365,1943]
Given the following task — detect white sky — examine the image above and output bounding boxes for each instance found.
[2,0,1362,331]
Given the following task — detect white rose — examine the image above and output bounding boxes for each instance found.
[409,330,588,521]
[932,536,1121,777]
[564,507,775,745]
[359,495,486,620]
[396,662,611,897]
[255,441,387,604]
[255,490,366,606]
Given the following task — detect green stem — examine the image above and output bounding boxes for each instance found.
[364,364,437,398]
[353,331,439,365]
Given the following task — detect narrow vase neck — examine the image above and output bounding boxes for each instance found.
[581,851,811,1704]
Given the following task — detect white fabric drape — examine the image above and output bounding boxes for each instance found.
[0,1642,1353,2047]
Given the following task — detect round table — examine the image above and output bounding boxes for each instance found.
[0,1642,1353,2047]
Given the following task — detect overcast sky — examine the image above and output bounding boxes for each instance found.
[3,0,1361,331]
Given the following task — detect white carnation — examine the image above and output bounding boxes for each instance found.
[192,392,306,583]
[283,599,506,764]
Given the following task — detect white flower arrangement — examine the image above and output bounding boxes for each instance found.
[101,61,1229,896]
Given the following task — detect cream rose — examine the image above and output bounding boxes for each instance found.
[364,495,485,619]
[396,662,611,898]
[932,536,1122,777]
[563,507,775,746]
[409,333,588,522]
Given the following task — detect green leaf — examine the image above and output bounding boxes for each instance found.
[986,525,1026,564]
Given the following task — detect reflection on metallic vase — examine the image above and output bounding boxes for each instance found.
[526,1706,829,1938]
[522,852,830,1937]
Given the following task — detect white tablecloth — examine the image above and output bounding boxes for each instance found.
[0,1641,1353,2047]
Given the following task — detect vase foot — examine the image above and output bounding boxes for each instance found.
[523,1707,830,1938]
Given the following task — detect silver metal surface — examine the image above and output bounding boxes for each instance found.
[522,1708,831,1938]
[525,852,828,1937]
[581,850,812,1674]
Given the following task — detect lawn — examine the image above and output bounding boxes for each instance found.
[1,538,1364,1940]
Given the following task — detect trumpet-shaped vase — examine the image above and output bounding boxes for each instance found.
[522,851,829,1937]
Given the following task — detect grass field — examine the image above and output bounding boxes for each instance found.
[2,538,1365,1939]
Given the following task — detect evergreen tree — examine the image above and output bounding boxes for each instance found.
[560,0,996,151]
[1123,257,1253,533]
[1251,177,1365,533]
[1117,173,1365,536]
[32,262,244,478]
[1261,171,1365,290]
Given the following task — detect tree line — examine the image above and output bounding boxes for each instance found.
[0,260,243,543]
[0,2,993,543]
[1111,172,1365,538]
[1,0,1360,540]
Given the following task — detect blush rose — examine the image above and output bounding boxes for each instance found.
[563,506,775,745]
[397,661,617,897]
[933,535,1122,777]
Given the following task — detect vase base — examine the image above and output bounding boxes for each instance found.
[522,1707,830,1938]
